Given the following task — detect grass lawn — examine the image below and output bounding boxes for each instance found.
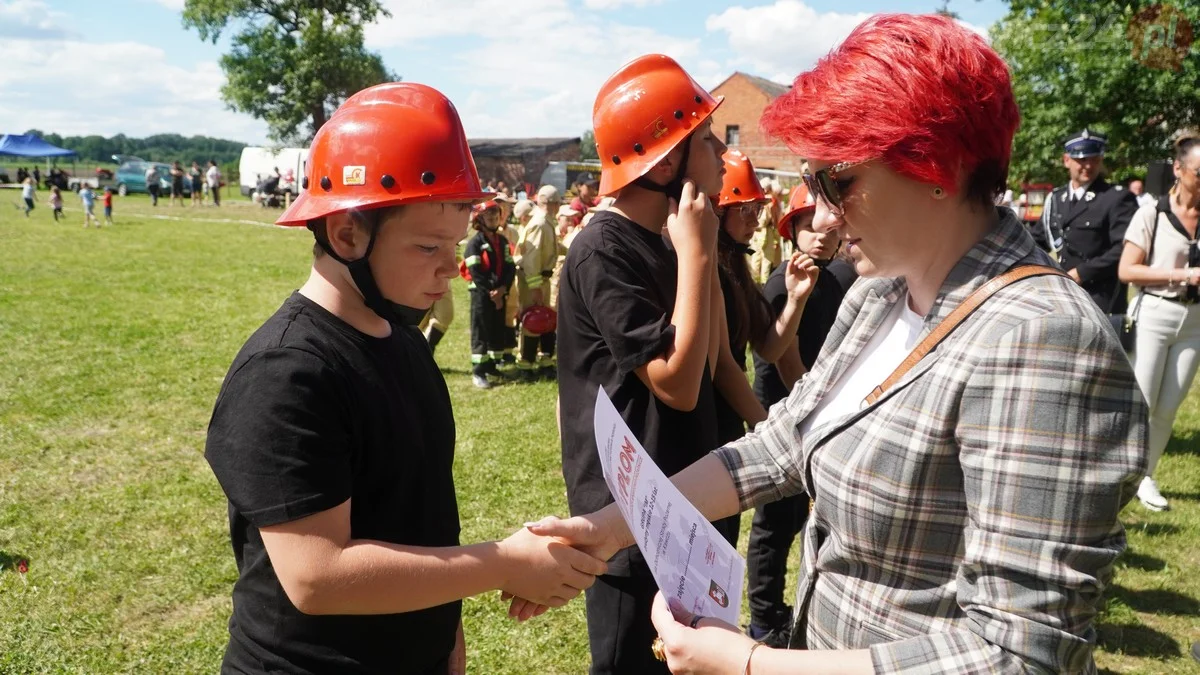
[1,192,1199,673]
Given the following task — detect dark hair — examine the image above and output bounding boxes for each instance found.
[1177,136,1199,162]
[716,226,773,352]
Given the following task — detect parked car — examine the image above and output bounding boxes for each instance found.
[113,155,188,196]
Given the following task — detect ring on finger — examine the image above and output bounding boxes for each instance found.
[651,636,666,661]
[689,615,704,629]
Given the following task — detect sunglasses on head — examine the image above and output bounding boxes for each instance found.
[803,159,869,215]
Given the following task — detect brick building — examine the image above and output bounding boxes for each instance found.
[468,137,581,192]
[709,72,803,175]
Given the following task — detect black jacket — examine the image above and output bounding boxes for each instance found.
[1033,177,1138,313]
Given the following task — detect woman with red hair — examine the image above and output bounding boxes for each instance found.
[530,14,1146,673]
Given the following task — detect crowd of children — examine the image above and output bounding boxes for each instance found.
[18,177,116,228]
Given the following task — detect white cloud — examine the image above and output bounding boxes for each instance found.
[0,0,77,39]
[705,0,871,81]
[583,0,665,9]
[0,38,267,143]
[153,0,185,9]
[366,0,575,45]
[366,0,701,138]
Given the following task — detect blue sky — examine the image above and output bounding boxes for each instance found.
[0,0,1009,145]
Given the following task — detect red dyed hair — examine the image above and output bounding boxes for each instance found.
[761,14,1019,204]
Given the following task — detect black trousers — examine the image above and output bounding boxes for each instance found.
[584,574,670,675]
[212,185,221,206]
[746,494,808,629]
[519,331,557,363]
[469,290,513,374]
[148,184,159,205]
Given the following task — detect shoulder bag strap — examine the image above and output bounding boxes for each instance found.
[864,265,1069,406]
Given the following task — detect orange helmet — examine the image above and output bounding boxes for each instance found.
[716,150,767,207]
[520,305,558,336]
[277,82,492,226]
[777,184,816,240]
[593,54,724,196]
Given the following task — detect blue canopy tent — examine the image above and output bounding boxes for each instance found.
[0,134,77,159]
[0,134,78,186]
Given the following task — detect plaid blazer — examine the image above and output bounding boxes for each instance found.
[716,213,1147,674]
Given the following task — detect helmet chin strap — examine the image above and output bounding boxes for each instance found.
[632,134,692,202]
[308,214,427,327]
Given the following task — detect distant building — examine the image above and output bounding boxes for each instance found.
[469,137,581,191]
[709,72,803,175]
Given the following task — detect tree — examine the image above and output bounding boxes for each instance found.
[183,0,396,144]
[992,0,1199,185]
[580,130,598,161]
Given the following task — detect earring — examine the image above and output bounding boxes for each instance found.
[932,186,945,198]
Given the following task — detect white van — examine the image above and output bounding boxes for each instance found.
[238,147,306,196]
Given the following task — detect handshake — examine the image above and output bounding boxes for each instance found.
[495,512,625,621]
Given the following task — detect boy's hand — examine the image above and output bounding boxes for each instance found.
[666,180,718,257]
[496,527,607,608]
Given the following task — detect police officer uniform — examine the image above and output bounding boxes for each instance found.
[1034,129,1139,313]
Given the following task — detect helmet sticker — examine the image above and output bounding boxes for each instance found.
[343,166,366,186]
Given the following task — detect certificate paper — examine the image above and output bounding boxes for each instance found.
[594,388,745,625]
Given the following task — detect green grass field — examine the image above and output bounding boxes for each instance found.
[2,192,1199,673]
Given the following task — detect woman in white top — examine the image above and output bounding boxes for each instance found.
[1118,134,1200,512]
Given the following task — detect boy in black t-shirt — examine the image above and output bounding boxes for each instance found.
[548,54,729,674]
[204,83,606,675]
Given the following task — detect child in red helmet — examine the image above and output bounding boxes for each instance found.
[540,54,730,674]
[204,83,605,675]
[464,199,518,388]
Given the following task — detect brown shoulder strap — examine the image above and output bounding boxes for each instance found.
[864,264,1068,406]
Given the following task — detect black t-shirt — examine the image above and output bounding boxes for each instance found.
[557,210,720,576]
[715,267,749,444]
[205,293,460,674]
[752,259,856,407]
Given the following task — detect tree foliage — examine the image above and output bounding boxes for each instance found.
[182,0,396,144]
[20,129,246,166]
[579,130,598,161]
[992,0,1200,185]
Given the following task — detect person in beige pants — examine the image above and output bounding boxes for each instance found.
[1118,135,1200,512]
[517,186,564,374]
[749,178,783,284]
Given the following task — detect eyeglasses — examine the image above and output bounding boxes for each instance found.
[714,202,765,220]
[731,202,765,219]
[803,159,869,215]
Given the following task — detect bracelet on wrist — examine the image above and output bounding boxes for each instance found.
[743,641,765,675]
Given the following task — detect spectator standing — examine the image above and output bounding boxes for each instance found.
[190,162,204,206]
[206,160,222,207]
[170,162,186,207]
[21,177,36,217]
[1034,129,1138,314]
[1129,178,1157,209]
[749,178,784,283]
[1118,135,1200,511]
[569,173,599,226]
[48,185,63,221]
[145,164,161,206]
[32,166,41,188]
[516,185,562,376]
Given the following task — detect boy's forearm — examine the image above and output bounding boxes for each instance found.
[667,253,712,384]
[299,540,509,616]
